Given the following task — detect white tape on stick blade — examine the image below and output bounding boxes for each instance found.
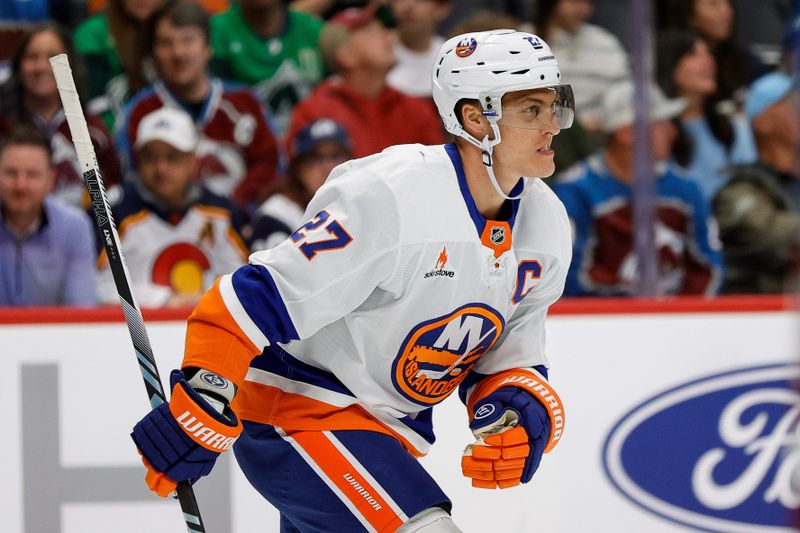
[48,53,97,173]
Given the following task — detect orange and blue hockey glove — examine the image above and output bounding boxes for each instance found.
[462,371,564,489]
[131,369,242,497]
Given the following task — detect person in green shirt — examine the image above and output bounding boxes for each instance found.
[211,0,324,136]
[73,0,169,132]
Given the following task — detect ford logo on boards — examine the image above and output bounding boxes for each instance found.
[602,364,799,532]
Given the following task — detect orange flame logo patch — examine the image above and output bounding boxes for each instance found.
[436,247,448,269]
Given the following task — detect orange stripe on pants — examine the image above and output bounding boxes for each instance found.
[291,431,405,533]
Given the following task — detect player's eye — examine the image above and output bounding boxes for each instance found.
[525,106,542,118]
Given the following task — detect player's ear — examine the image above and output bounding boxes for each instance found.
[460,100,491,140]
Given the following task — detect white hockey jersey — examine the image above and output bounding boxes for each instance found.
[184,144,571,456]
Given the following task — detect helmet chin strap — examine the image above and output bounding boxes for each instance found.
[459,120,535,202]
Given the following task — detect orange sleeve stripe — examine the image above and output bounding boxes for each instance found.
[467,369,565,454]
[182,278,261,389]
[168,382,243,452]
[235,381,425,458]
[291,432,404,532]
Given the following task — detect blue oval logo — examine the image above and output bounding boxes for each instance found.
[602,363,799,532]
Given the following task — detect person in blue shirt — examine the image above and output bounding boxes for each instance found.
[0,126,97,306]
[553,80,723,296]
[656,30,757,203]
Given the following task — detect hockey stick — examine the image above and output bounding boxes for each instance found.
[49,54,207,533]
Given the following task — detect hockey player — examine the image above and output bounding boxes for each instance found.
[131,30,574,532]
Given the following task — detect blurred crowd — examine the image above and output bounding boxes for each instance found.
[0,0,798,307]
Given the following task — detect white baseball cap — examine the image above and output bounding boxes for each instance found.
[600,80,687,133]
[135,107,198,153]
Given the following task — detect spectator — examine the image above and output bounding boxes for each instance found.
[119,0,280,209]
[98,107,249,307]
[531,0,630,132]
[657,29,757,203]
[0,127,97,307]
[387,0,451,98]
[713,72,800,293]
[525,0,627,173]
[445,10,520,37]
[439,0,529,36]
[211,0,325,135]
[287,3,444,159]
[658,0,770,103]
[74,0,170,131]
[553,80,723,296]
[251,118,351,250]
[0,23,120,207]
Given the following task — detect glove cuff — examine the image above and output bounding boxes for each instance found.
[169,380,243,452]
[467,369,564,453]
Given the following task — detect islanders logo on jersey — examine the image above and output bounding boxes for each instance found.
[392,304,505,405]
[455,37,478,57]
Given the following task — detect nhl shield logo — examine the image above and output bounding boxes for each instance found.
[490,226,506,245]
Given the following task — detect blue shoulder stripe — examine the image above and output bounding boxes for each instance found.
[231,264,299,344]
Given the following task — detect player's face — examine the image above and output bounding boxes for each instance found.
[19,30,65,101]
[0,144,54,220]
[136,140,197,209]
[494,89,561,179]
[690,0,733,43]
[153,20,211,90]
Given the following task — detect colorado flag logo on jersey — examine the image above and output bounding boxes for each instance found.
[392,304,505,405]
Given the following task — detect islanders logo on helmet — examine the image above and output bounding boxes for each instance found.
[392,303,505,405]
[455,36,477,57]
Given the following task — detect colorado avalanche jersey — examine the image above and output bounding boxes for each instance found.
[97,183,249,307]
[553,155,723,296]
[184,144,571,456]
[118,79,280,207]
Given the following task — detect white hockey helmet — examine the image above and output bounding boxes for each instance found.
[431,30,574,199]
[432,29,573,139]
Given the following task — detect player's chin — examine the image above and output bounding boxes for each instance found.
[529,154,556,177]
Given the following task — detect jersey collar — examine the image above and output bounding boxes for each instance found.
[444,143,522,236]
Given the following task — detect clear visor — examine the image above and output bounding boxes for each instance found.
[490,85,575,131]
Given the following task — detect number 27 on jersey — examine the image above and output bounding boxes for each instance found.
[290,210,353,261]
